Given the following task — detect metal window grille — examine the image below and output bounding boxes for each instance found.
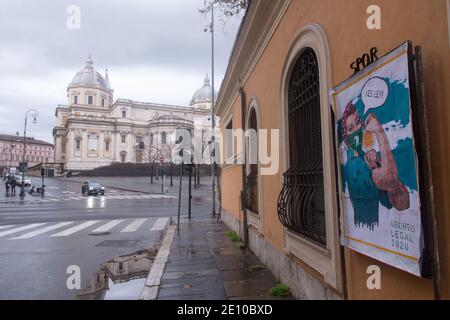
[277,48,326,246]
[243,109,259,214]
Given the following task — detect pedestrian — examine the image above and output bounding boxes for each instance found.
[11,177,16,196]
[5,179,10,194]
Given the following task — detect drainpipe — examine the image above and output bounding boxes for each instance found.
[239,84,249,248]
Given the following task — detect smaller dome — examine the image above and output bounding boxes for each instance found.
[69,56,112,91]
[190,75,218,106]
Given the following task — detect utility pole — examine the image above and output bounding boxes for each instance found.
[188,164,193,219]
[156,120,160,181]
[41,165,46,198]
[210,3,216,217]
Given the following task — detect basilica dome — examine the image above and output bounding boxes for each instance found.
[69,56,112,91]
[190,75,218,107]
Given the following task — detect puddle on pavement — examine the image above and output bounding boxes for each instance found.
[77,246,158,300]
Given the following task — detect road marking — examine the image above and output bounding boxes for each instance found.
[121,218,147,233]
[0,225,13,230]
[9,222,74,240]
[117,195,136,199]
[25,193,176,204]
[50,221,100,237]
[123,195,144,199]
[106,195,126,199]
[0,223,46,238]
[91,220,124,233]
[150,218,169,231]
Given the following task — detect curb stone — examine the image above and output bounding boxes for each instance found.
[140,223,176,300]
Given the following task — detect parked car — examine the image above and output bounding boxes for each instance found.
[16,176,32,187]
[82,181,105,196]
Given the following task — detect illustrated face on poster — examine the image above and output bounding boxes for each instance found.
[332,42,424,277]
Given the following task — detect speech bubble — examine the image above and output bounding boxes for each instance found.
[361,77,389,114]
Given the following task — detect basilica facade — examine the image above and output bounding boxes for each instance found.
[53,57,217,171]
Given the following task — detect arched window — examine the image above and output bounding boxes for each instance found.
[243,107,259,214]
[277,47,326,246]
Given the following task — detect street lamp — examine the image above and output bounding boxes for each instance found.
[207,3,216,216]
[20,109,39,198]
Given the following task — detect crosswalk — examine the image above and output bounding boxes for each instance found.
[0,193,176,205]
[0,217,170,242]
[39,193,176,203]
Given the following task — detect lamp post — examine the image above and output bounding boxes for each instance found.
[20,109,39,199]
[156,118,160,181]
[209,3,216,216]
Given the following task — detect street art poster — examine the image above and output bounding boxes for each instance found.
[331,42,425,277]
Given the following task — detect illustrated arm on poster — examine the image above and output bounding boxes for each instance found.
[364,113,410,211]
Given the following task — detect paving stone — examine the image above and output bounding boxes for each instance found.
[223,278,279,299]
[219,269,273,282]
[157,219,293,301]
[164,262,218,273]
[166,257,216,266]
[163,269,220,280]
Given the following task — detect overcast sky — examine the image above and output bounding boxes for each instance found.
[0,0,242,143]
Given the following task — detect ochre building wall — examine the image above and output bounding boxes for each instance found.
[219,0,450,299]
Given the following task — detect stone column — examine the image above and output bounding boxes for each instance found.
[82,130,88,160]
[99,131,104,158]
[54,135,61,162]
[68,130,74,159]
[128,132,134,162]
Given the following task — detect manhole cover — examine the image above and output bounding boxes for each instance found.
[96,240,139,248]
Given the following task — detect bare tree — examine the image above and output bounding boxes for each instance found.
[200,0,248,19]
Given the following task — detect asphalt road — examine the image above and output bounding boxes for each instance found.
[0,177,214,300]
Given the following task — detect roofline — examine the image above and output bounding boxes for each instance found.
[0,134,53,146]
[111,99,210,115]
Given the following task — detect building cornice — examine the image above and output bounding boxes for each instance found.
[55,105,69,117]
[110,99,211,116]
[215,0,292,116]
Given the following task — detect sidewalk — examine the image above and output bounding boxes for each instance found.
[146,218,294,300]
